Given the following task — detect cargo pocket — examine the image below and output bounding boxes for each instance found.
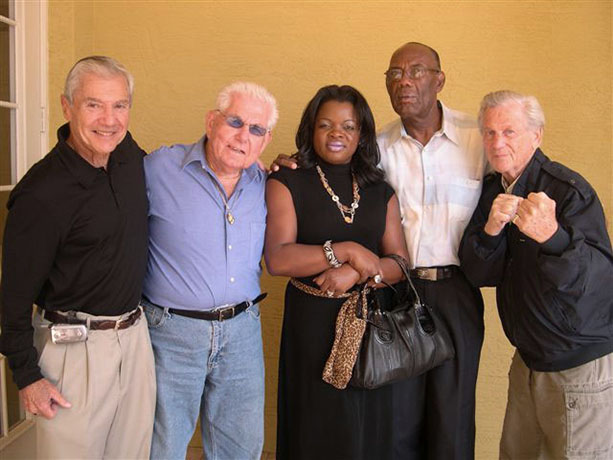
[565,381,613,458]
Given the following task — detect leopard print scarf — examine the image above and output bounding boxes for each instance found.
[290,278,369,389]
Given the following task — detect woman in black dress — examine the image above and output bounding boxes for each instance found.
[265,85,409,460]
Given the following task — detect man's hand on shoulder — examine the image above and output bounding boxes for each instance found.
[513,192,558,243]
[20,378,71,419]
[269,154,298,173]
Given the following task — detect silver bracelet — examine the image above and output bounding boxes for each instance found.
[322,240,342,268]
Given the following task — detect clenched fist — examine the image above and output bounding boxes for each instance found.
[484,193,523,236]
[513,192,558,243]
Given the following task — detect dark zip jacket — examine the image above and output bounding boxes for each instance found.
[459,149,613,371]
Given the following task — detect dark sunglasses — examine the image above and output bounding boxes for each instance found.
[217,110,269,137]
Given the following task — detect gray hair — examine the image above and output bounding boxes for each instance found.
[478,90,545,132]
[216,81,279,130]
[64,56,134,105]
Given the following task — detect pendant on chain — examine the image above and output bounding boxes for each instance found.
[227,212,235,225]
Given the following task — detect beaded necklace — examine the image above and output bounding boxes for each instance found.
[315,164,360,224]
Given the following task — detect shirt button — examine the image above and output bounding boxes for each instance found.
[230,277,235,283]
[426,176,432,181]
[228,244,232,250]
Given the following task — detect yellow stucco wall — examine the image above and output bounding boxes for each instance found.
[48,1,612,458]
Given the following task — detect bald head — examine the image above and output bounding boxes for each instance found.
[391,42,441,70]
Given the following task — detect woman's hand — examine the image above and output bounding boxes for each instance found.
[333,241,381,283]
[314,264,361,296]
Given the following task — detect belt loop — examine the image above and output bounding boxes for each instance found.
[114,316,120,330]
[86,317,91,330]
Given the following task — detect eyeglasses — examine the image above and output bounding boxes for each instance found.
[384,66,441,82]
[217,110,269,137]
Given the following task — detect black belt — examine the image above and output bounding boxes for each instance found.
[410,266,457,281]
[156,293,267,322]
[42,307,142,330]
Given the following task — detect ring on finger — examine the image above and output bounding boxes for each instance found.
[373,274,382,284]
[512,214,519,224]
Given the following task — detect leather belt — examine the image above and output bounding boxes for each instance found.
[410,266,457,281]
[166,293,267,322]
[42,307,142,330]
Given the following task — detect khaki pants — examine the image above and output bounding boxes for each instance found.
[500,350,613,460]
[33,307,156,459]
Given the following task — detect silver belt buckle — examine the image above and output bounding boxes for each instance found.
[50,324,88,343]
[216,304,235,321]
[416,268,437,281]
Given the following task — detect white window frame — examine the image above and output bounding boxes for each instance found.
[0,0,48,449]
[0,0,48,190]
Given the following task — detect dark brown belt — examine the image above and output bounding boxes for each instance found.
[157,293,267,322]
[42,307,142,330]
[410,266,457,281]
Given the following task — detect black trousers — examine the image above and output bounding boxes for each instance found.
[392,269,485,460]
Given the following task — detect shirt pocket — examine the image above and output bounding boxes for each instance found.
[445,176,482,223]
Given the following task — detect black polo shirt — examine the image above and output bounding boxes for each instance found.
[0,124,148,388]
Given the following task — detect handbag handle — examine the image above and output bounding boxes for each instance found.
[352,283,370,320]
[382,254,423,306]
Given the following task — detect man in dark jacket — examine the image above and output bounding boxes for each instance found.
[460,90,613,459]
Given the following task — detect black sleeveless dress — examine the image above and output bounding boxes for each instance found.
[270,160,395,460]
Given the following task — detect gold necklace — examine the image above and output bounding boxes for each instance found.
[209,176,235,225]
[315,164,360,224]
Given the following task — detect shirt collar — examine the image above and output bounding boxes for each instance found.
[438,101,460,146]
[501,175,520,194]
[384,120,405,148]
[386,100,458,147]
[181,135,208,170]
[503,148,544,197]
[56,123,137,189]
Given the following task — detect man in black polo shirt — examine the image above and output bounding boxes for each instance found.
[0,56,154,459]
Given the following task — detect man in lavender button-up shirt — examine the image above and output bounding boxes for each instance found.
[142,81,278,460]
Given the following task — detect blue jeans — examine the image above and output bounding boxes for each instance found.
[143,300,265,460]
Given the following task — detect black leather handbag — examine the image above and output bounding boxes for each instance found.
[349,254,455,390]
